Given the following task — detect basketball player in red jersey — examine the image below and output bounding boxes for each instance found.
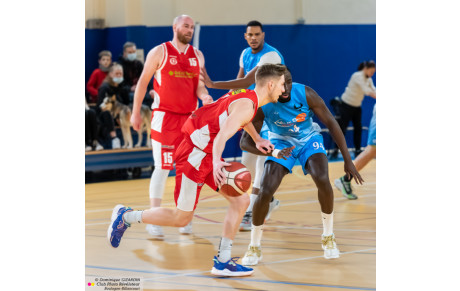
[130,15,213,237]
[109,64,292,276]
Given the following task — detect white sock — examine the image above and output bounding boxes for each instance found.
[123,210,143,224]
[217,237,233,262]
[321,212,334,236]
[250,224,264,247]
[246,194,258,212]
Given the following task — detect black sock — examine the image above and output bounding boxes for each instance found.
[343,175,352,182]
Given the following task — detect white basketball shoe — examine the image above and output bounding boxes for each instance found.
[322,233,340,259]
[179,221,193,234]
[146,224,164,237]
[242,245,263,266]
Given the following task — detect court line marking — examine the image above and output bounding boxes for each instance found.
[85,182,376,214]
[86,247,375,278]
[85,193,376,226]
[148,278,374,290]
[148,280,265,291]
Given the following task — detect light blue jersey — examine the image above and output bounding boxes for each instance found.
[262,83,326,175]
[262,83,321,141]
[239,43,285,90]
[239,42,284,139]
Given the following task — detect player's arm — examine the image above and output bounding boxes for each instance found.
[212,99,255,187]
[240,108,293,159]
[202,66,257,90]
[306,86,364,185]
[130,45,163,130]
[240,108,269,154]
[195,50,213,105]
[355,74,376,98]
[236,67,245,79]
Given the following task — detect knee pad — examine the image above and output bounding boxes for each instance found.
[253,156,267,189]
[149,168,170,199]
[241,151,258,180]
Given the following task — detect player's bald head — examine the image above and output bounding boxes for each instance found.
[173,15,194,26]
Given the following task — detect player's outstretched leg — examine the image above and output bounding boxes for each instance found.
[306,153,340,259]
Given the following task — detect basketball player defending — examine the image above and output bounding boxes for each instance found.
[203,21,284,230]
[109,64,292,276]
[239,69,363,265]
[130,15,213,237]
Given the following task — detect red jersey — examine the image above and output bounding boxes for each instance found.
[152,41,201,114]
[182,89,259,153]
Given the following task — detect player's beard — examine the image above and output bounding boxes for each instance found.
[177,31,192,45]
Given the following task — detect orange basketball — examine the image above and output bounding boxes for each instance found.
[219,162,252,197]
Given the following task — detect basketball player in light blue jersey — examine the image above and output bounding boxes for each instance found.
[239,69,363,265]
[203,20,284,230]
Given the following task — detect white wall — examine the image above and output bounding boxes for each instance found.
[86,0,375,28]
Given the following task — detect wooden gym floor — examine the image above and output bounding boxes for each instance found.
[85,160,376,290]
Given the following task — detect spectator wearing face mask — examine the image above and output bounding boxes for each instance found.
[96,62,129,149]
[87,50,112,103]
[97,62,130,108]
[118,42,144,101]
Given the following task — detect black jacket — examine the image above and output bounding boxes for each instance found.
[97,81,130,113]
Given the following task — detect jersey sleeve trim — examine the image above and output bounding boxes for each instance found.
[158,43,168,71]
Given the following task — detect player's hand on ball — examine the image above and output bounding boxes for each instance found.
[213,159,231,188]
[277,146,295,160]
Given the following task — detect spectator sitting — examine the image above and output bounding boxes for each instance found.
[97,63,128,149]
[118,42,144,102]
[97,62,130,108]
[87,50,112,104]
[85,98,104,151]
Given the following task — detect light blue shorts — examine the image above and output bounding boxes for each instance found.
[266,134,327,175]
[367,106,376,146]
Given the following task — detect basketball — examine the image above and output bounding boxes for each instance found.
[219,162,252,197]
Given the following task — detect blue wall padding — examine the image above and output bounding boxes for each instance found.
[86,24,375,155]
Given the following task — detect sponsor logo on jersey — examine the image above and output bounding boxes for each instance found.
[295,113,306,122]
[294,103,303,110]
[274,113,307,127]
[168,71,198,78]
[274,119,294,127]
[289,125,300,133]
[231,89,247,95]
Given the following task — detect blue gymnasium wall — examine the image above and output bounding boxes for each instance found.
[86,24,376,157]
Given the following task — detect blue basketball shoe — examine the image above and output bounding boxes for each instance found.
[211,256,254,276]
[107,204,132,248]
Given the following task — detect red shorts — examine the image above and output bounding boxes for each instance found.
[173,140,219,211]
[150,110,191,170]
